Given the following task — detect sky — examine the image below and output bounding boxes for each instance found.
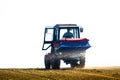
[0,0,120,68]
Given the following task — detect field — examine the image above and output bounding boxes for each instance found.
[0,67,120,80]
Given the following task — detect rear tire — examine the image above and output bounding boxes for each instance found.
[44,54,50,69]
[79,57,85,68]
[51,58,60,69]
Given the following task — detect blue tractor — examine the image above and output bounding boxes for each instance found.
[42,24,91,69]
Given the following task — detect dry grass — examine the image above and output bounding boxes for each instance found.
[0,67,120,80]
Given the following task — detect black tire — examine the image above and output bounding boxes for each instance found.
[51,58,60,69]
[56,59,60,69]
[79,57,85,68]
[44,54,50,69]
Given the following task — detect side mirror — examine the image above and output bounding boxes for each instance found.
[80,27,83,32]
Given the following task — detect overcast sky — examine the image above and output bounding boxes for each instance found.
[0,0,120,68]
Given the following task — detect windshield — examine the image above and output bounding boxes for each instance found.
[59,28,79,39]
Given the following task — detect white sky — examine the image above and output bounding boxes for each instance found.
[0,0,120,68]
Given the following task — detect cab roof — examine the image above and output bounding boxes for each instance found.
[55,24,77,26]
[45,24,78,28]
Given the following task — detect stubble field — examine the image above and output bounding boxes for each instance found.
[0,67,120,80]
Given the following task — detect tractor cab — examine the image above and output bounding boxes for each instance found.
[42,24,83,50]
